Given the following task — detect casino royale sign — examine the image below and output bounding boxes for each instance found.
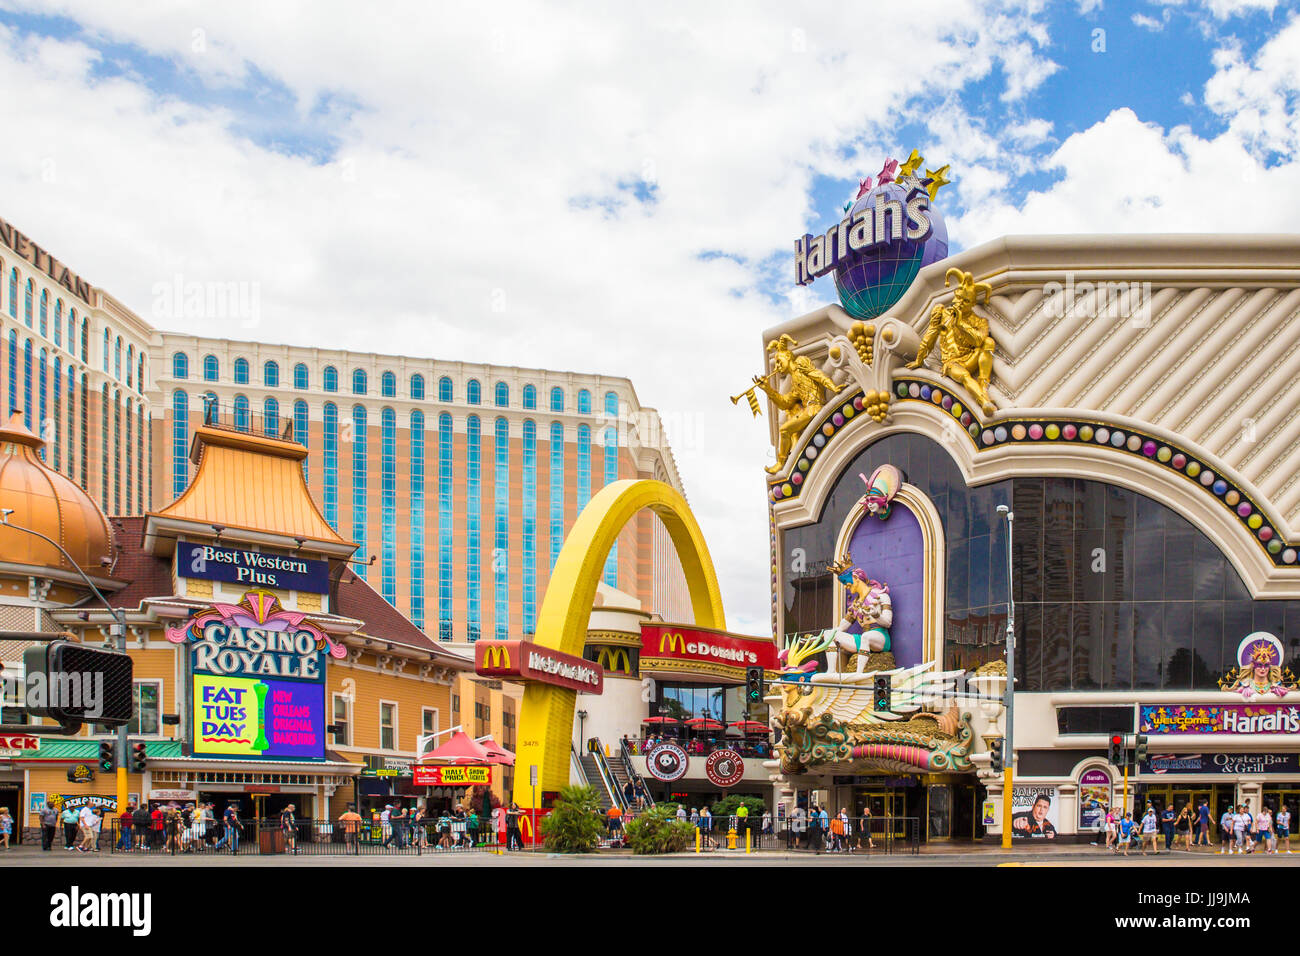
[192,624,323,678]
[178,542,330,594]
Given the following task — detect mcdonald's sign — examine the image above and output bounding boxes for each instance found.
[474,639,604,694]
[640,624,778,677]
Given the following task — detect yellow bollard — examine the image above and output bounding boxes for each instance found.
[727,827,737,850]
[745,828,751,854]
[695,827,701,853]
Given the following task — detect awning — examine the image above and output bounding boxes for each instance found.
[477,735,516,766]
[417,731,493,765]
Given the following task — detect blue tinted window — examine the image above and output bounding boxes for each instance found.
[293,399,309,482]
[172,352,189,380]
[323,402,339,529]
[523,419,537,634]
[578,389,591,415]
[264,361,280,388]
[234,394,250,431]
[410,411,426,628]
[172,390,188,496]
[550,387,564,413]
[494,382,509,407]
[440,376,454,403]
[264,396,279,436]
[381,371,396,398]
[323,366,338,392]
[467,379,480,405]
[577,424,591,510]
[467,415,481,642]
[438,412,454,640]
[352,405,368,577]
[549,422,564,571]
[522,384,536,410]
[381,407,397,602]
[410,374,425,400]
[494,416,510,639]
[352,369,367,395]
[603,425,619,586]
[203,355,219,381]
[234,358,249,384]
[293,363,309,390]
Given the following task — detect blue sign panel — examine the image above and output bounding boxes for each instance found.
[177,542,330,594]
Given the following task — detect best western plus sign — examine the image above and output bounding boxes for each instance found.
[475,640,604,695]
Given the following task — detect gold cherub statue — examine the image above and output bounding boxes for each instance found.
[753,334,841,474]
[907,268,997,415]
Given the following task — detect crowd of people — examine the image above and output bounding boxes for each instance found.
[783,804,880,853]
[1101,800,1293,856]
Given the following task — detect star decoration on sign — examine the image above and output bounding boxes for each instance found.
[855,177,874,199]
[924,164,952,200]
[876,158,899,186]
[896,149,924,181]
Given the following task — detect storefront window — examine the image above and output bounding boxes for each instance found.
[332,694,350,746]
[380,702,396,750]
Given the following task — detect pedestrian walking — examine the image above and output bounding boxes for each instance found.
[1104,809,1116,852]
[0,806,11,849]
[281,803,297,853]
[1195,799,1211,847]
[1118,812,1134,856]
[1176,803,1193,851]
[506,801,524,850]
[61,802,79,849]
[1140,806,1159,855]
[339,804,362,853]
[1160,803,1176,851]
[1277,804,1292,853]
[1220,806,1235,854]
[40,801,58,851]
[1256,806,1275,855]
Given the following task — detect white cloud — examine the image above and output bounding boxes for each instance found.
[1132,13,1166,30]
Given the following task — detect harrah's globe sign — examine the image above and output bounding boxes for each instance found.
[794,151,951,320]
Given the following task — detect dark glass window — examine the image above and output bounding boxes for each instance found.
[782,431,1300,691]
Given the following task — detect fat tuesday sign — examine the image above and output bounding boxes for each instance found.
[178,542,330,594]
[167,589,342,761]
[0,215,93,305]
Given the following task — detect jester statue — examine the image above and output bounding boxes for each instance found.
[826,554,892,670]
[754,333,842,474]
[1220,633,1297,699]
[907,267,997,415]
[860,463,902,519]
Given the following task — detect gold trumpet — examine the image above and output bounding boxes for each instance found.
[731,375,769,417]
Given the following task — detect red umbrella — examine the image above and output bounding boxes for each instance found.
[684,718,725,730]
[642,716,680,725]
[476,735,516,767]
[729,721,770,734]
[417,731,493,765]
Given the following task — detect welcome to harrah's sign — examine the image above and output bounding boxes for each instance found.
[793,184,935,287]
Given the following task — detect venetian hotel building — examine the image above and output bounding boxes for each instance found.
[0,214,692,648]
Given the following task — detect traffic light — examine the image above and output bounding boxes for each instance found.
[98,740,115,773]
[745,666,764,704]
[989,737,1004,774]
[873,674,892,713]
[20,640,134,727]
[130,740,147,773]
[1108,734,1126,768]
[1134,734,1149,764]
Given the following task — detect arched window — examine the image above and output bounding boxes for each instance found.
[494,382,509,407]
[522,418,537,634]
[323,402,339,529]
[53,299,62,347]
[233,394,250,431]
[438,412,454,641]
[293,400,309,481]
[577,389,592,415]
[172,390,188,497]
[202,391,218,425]
[234,358,249,384]
[410,410,426,627]
[102,328,109,372]
[466,414,481,641]
[172,352,189,380]
[126,345,134,388]
[466,379,480,405]
[494,416,510,639]
[293,363,309,390]
[6,269,15,318]
[604,390,619,417]
[522,384,536,410]
[603,425,619,586]
[264,361,280,388]
[549,387,564,413]
[24,279,33,327]
[264,396,279,436]
[352,369,367,395]
[68,308,77,355]
[38,289,47,336]
[381,371,396,398]
[411,373,425,400]
[577,424,592,509]
[22,340,32,431]
[352,405,368,577]
[114,337,122,380]
[203,355,219,381]
[5,330,15,416]
[138,354,145,391]
[323,366,338,392]
[439,376,454,403]
[549,421,565,571]
[381,406,397,602]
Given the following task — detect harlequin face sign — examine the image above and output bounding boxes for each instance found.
[705,749,744,788]
[646,743,689,782]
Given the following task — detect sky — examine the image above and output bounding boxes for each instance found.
[0,0,1297,635]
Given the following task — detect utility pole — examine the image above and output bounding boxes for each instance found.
[997,505,1016,850]
[1,511,130,814]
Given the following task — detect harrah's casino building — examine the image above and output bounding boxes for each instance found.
[760,153,1300,842]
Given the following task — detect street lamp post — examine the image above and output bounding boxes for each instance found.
[996,504,1016,850]
[0,510,130,816]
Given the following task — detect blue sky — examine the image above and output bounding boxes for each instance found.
[0,0,1297,630]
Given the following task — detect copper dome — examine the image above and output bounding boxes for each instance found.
[0,411,114,577]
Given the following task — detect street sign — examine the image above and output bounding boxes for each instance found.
[530,764,538,787]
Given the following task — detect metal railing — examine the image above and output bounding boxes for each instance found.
[105,818,507,855]
[779,816,921,855]
[588,741,626,811]
[618,737,655,809]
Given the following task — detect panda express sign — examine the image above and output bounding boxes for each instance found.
[474,640,603,694]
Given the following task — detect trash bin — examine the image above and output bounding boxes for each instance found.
[258,829,285,854]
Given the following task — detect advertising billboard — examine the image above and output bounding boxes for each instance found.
[1010,785,1059,840]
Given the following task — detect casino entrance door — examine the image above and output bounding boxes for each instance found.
[1262,788,1300,849]
[1135,785,1228,833]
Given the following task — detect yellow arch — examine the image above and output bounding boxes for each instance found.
[512,478,725,807]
